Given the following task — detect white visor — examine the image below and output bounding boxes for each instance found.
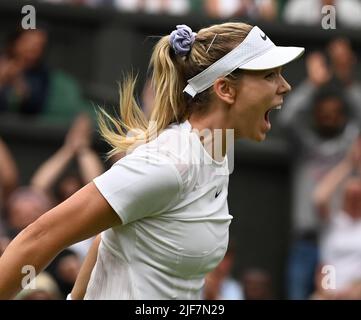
[184,26,305,98]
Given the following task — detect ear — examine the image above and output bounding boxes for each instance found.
[213,78,236,105]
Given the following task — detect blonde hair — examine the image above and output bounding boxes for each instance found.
[98,22,253,158]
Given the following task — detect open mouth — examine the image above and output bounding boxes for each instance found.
[264,105,282,124]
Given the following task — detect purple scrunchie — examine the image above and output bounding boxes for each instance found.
[169,24,196,56]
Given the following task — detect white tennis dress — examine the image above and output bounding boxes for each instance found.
[84,120,232,299]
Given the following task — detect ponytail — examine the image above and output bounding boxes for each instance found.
[98,36,186,158]
[98,22,253,158]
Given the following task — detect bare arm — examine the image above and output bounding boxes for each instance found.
[0,138,18,200]
[30,113,97,191]
[278,52,331,136]
[73,113,104,183]
[312,138,361,218]
[0,182,121,299]
[77,148,104,184]
[70,234,101,300]
[30,146,74,191]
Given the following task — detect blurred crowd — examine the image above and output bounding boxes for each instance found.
[279,36,361,300]
[35,0,361,29]
[0,26,92,124]
[1,0,361,300]
[0,113,105,299]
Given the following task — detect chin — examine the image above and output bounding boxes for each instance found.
[249,132,266,142]
[256,134,267,142]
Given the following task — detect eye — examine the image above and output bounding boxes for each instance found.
[265,72,276,79]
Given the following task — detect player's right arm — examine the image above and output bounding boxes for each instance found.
[0,182,121,300]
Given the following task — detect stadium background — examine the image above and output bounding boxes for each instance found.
[0,0,361,299]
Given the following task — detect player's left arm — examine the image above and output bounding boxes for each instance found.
[69,234,101,300]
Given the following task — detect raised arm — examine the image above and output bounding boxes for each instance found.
[75,114,104,183]
[29,117,82,192]
[313,137,361,219]
[30,113,100,191]
[0,138,18,201]
[0,182,121,299]
[30,145,75,192]
[278,52,331,135]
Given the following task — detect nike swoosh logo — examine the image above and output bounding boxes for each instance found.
[215,189,222,198]
[260,33,267,41]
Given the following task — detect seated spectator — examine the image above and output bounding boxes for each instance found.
[0,27,93,125]
[0,28,49,116]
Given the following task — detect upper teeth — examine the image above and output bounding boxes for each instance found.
[274,106,281,110]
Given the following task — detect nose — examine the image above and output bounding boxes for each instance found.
[278,75,291,95]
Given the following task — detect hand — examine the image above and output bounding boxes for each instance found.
[306,52,331,87]
[64,114,93,152]
[0,57,24,86]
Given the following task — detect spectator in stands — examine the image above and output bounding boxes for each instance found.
[113,0,190,15]
[311,139,361,299]
[30,113,104,205]
[0,114,102,296]
[283,0,361,29]
[2,186,85,299]
[326,38,361,120]
[30,113,103,259]
[0,27,92,125]
[3,187,53,239]
[288,40,361,124]
[279,69,359,299]
[0,28,49,116]
[204,0,277,21]
[240,268,274,299]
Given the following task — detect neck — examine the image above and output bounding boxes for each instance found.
[188,106,233,160]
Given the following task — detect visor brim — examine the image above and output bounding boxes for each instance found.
[238,46,305,70]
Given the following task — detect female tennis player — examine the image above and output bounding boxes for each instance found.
[0,22,304,299]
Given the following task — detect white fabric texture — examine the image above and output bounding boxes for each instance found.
[85,120,232,299]
[184,26,304,97]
